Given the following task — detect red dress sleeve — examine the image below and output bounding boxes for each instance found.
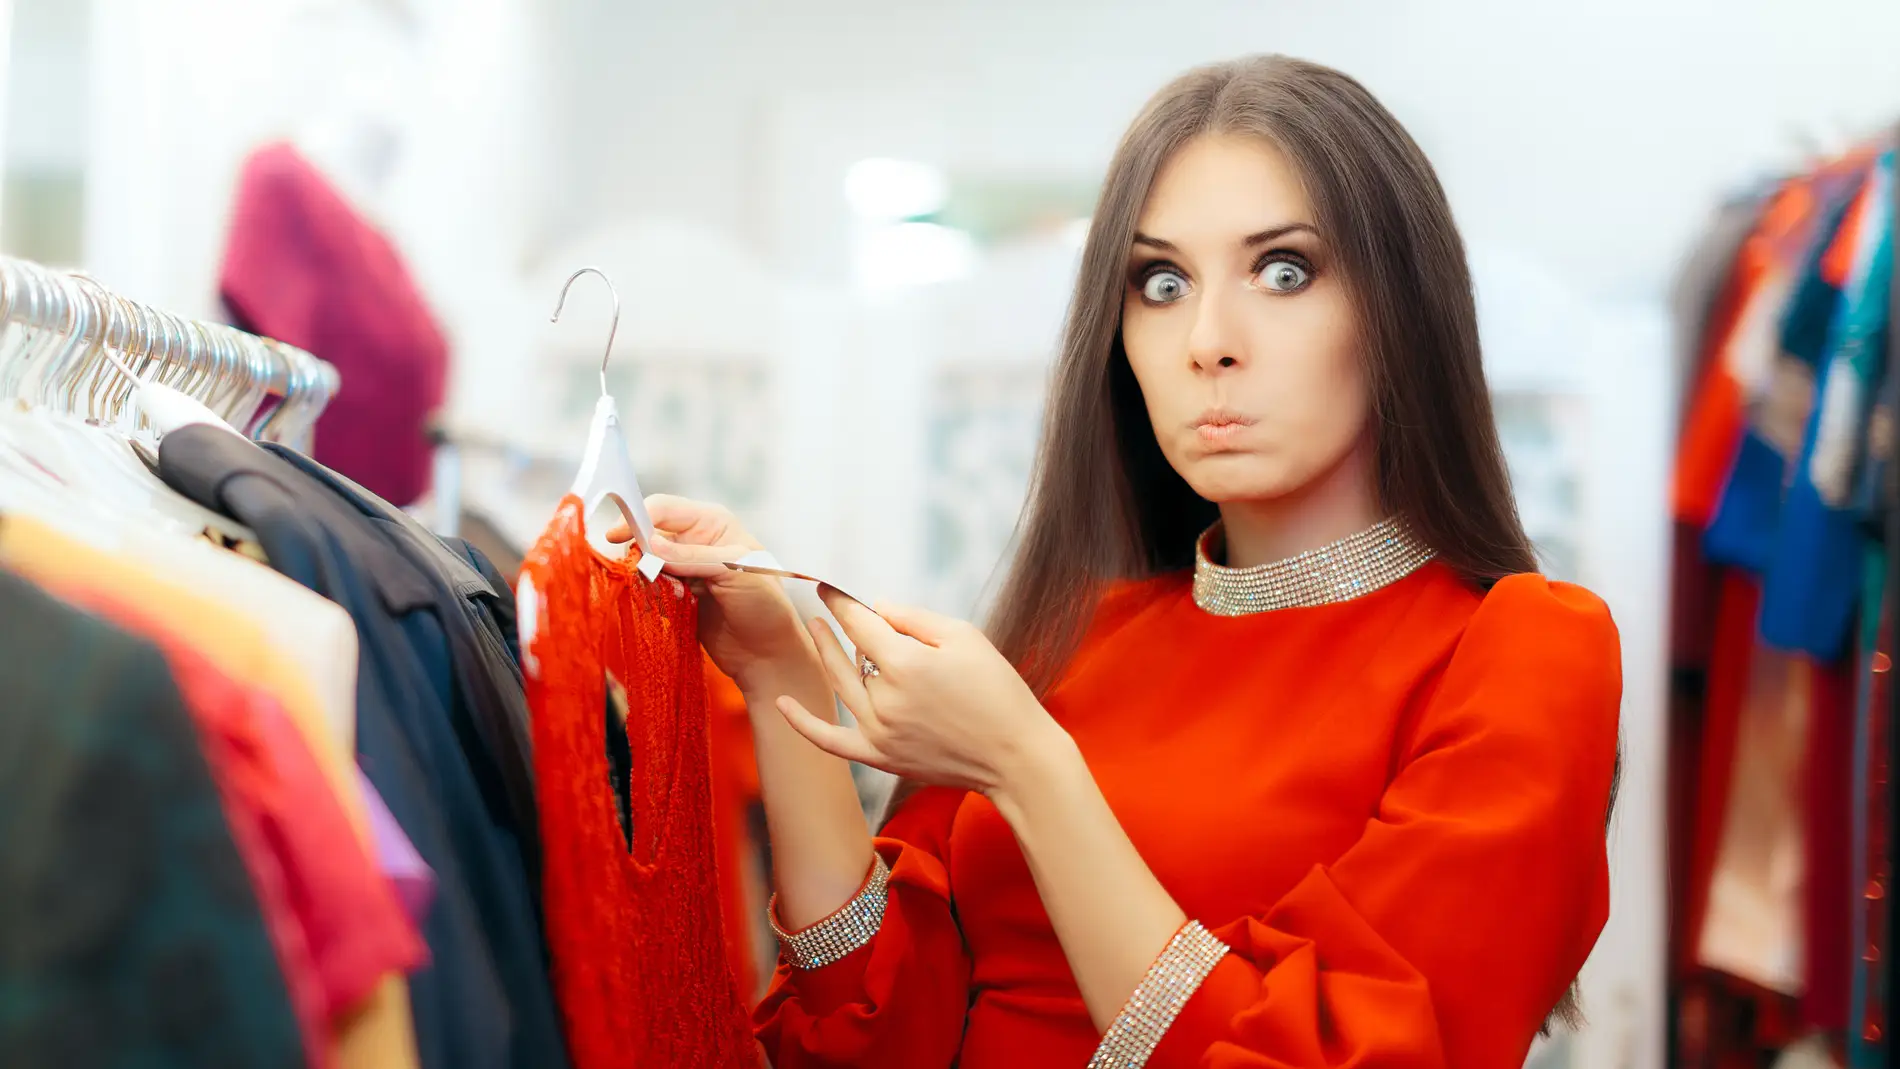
[1150,575,1621,1069]
[753,786,973,1068]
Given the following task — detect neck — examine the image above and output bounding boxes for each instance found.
[1215,443,1381,568]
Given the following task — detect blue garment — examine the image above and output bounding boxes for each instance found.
[1760,152,1894,659]
[1703,169,1863,575]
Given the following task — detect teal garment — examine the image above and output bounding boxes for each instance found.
[0,566,305,1069]
[1849,547,1888,1069]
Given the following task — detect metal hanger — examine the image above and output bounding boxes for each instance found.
[552,265,661,579]
[66,275,238,438]
[0,253,336,452]
[267,338,333,448]
[0,270,257,545]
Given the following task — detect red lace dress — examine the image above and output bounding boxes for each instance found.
[518,496,757,1068]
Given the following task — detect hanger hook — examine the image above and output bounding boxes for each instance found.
[550,266,620,398]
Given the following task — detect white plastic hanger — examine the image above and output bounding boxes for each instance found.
[551,266,663,581]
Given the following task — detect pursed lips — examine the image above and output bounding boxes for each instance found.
[1192,408,1256,446]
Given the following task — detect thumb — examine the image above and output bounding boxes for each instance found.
[872,601,963,647]
[644,493,737,540]
[648,532,749,580]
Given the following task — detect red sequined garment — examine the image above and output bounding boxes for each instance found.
[519,495,757,1068]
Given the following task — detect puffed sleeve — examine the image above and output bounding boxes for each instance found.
[1149,575,1621,1069]
[754,786,973,1068]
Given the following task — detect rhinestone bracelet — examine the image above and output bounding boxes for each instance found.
[768,853,892,970]
[1087,920,1231,1069]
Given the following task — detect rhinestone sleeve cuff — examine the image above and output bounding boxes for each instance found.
[1086,920,1230,1069]
[768,852,892,970]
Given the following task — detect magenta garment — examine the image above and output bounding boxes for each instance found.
[358,769,437,928]
[220,142,448,506]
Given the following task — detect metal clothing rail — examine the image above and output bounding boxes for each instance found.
[0,255,339,445]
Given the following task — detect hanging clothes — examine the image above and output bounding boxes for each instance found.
[156,424,569,1069]
[0,566,308,1069]
[1850,550,1891,1067]
[1762,153,1895,660]
[0,251,625,1069]
[1670,134,1899,1065]
[262,440,540,859]
[518,495,757,1069]
[706,662,767,1001]
[1702,165,1866,576]
[221,142,449,507]
[0,512,427,1069]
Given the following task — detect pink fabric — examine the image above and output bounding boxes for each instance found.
[220,141,448,506]
[247,703,431,1013]
[359,769,436,928]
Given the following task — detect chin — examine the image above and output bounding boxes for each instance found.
[1178,456,1297,504]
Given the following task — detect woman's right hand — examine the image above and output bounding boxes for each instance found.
[606,495,810,691]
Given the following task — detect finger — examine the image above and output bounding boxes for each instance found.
[642,533,749,580]
[818,586,908,665]
[806,617,877,725]
[604,521,634,545]
[777,695,891,769]
[870,601,962,647]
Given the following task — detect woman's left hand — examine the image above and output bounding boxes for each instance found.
[775,588,1069,797]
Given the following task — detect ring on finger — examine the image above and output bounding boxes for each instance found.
[858,653,880,679]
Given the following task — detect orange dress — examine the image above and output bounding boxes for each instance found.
[755,562,1621,1068]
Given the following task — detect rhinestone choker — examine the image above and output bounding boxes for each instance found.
[1192,518,1435,616]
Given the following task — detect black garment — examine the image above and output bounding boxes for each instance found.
[261,441,537,862]
[157,426,569,1069]
[0,567,305,1069]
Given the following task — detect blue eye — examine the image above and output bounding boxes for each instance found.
[1141,270,1190,304]
[1257,259,1311,293]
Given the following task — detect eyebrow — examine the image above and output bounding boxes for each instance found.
[1130,223,1320,252]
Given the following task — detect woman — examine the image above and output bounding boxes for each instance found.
[636,54,1620,1067]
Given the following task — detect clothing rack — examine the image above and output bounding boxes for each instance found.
[1878,120,1900,1066]
[0,254,339,445]
[1667,130,1897,1068]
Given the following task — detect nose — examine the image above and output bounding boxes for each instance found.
[1186,289,1242,373]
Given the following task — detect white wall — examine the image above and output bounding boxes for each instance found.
[4,0,81,176]
[82,0,548,431]
[0,0,13,223]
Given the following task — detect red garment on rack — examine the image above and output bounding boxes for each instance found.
[221,142,448,507]
[1679,573,1762,978]
[519,496,757,1069]
[1803,656,1856,1030]
[705,663,763,1001]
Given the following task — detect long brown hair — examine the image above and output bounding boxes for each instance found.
[889,55,1598,1028]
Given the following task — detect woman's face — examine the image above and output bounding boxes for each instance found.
[1120,133,1371,508]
